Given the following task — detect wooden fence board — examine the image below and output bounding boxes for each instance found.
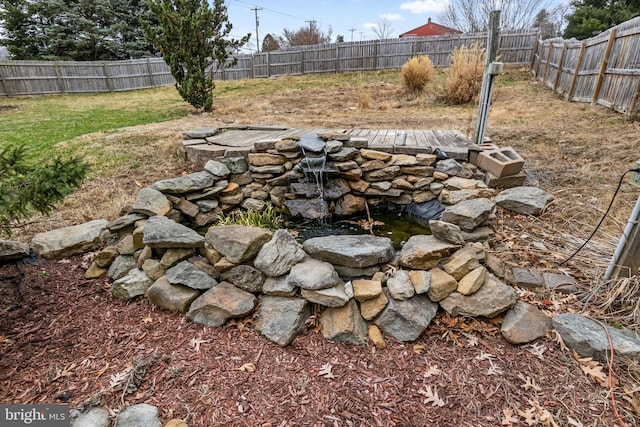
[0,29,537,96]
[533,16,640,115]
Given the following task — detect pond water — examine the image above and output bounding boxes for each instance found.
[286,210,431,250]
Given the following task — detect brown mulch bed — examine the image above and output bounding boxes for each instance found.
[1,257,637,426]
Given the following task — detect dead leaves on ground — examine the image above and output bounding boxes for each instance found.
[572,350,618,387]
[318,363,335,379]
[417,385,445,407]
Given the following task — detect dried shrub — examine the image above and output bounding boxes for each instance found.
[357,89,371,109]
[445,43,486,104]
[400,55,435,94]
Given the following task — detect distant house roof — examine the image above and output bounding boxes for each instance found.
[399,17,462,38]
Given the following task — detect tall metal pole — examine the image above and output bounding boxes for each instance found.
[251,6,262,53]
[473,10,501,145]
[605,192,640,279]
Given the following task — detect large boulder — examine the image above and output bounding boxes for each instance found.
[31,219,109,259]
[495,186,554,216]
[253,230,306,277]
[131,187,171,216]
[187,282,257,327]
[142,216,204,249]
[552,313,640,362]
[398,235,460,270]
[205,225,272,264]
[255,296,310,346]
[303,235,395,268]
[375,290,438,341]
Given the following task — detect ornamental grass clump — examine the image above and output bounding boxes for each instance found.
[445,43,486,104]
[400,55,435,94]
[215,203,282,230]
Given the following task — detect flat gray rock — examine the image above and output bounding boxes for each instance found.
[302,235,395,268]
[254,229,306,277]
[301,281,350,307]
[203,159,231,178]
[115,404,161,427]
[375,290,438,342]
[187,282,257,327]
[220,264,265,292]
[0,240,30,261]
[288,257,339,290]
[501,301,552,344]
[495,186,554,216]
[166,260,217,290]
[263,275,297,297]
[440,198,495,232]
[112,268,153,300]
[435,158,473,178]
[205,225,272,264]
[439,273,517,318]
[145,276,200,313]
[31,219,109,260]
[255,296,310,346]
[107,213,147,232]
[428,220,465,245]
[153,171,215,194]
[107,255,136,281]
[552,313,640,362]
[220,157,249,174]
[71,407,109,427]
[131,187,170,216]
[296,134,326,153]
[386,270,415,301]
[398,234,460,270]
[320,299,368,345]
[142,216,205,249]
[183,127,219,139]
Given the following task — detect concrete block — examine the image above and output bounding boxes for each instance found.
[467,143,498,166]
[477,147,524,178]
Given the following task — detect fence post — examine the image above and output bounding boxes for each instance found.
[567,40,586,101]
[542,41,553,84]
[300,49,304,75]
[146,58,156,88]
[54,62,65,94]
[0,63,10,96]
[530,34,540,71]
[592,28,617,104]
[553,41,568,92]
[103,61,113,92]
[374,40,379,70]
[629,78,640,115]
[335,44,339,73]
[267,52,271,77]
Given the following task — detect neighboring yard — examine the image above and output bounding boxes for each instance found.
[1,67,640,426]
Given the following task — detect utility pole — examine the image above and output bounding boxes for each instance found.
[305,19,317,32]
[251,6,262,53]
[348,28,356,42]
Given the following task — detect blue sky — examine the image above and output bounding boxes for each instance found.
[226,0,459,51]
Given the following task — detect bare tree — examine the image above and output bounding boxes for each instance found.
[279,21,332,48]
[372,17,394,39]
[439,0,552,32]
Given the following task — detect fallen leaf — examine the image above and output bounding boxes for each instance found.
[236,363,256,373]
[475,352,495,361]
[52,363,76,382]
[486,360,503,376]
[527,343,546,361]
[318,363,334,379]
[413,344,425,354]
[532,397,560,427]
[572,351,618,387]
[190,337,210,353]
[517,406,538,426]
[95,363,110,380]
[622,386,640,416]
[501,408,519,425]
[461,332,478,347]
[417,385,445,407]
[549,330,568,352]
[142,317,153,324]
[517,373,542,392]
[423,364,441,378]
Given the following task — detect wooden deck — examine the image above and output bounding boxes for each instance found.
[183,126,476,165]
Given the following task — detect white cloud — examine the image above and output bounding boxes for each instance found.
[380,13,404,21]
[400,0,447,14]
[362,23,378,30]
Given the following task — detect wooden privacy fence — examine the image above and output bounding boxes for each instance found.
[532,16,640,115]
[0,29,537,96]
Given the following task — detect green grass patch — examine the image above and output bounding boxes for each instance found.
[0,87,190,160]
